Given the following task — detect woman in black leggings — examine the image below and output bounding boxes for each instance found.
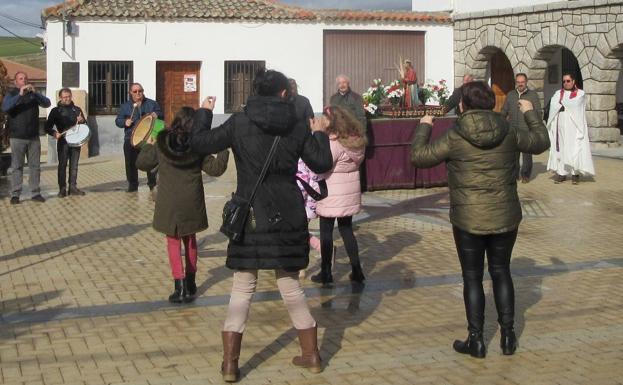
[411,81,550,358]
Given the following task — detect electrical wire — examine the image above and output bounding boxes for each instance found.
[0,12,43,29]
[0,24,41,47]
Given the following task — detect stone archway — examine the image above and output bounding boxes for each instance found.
[460,28,519,86]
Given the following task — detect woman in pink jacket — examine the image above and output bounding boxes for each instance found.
[311,105,367,285]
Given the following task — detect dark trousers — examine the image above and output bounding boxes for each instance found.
[319,216,361,269]
[516,153,533,179]
[521,153,533,179]
[452,226,518,333]
[57,139,81,189]
[123,140,157,189]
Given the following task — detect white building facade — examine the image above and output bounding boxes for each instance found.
[43,1,453,155]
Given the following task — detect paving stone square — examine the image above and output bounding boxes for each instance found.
[0,153,622,385]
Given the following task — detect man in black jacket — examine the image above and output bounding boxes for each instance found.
[443,74,474,115]
[329,75,367,129]
[289,78,314,126]
[1,71,51,204]
[45,88,87,197]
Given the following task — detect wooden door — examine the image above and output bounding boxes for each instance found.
[490,51,515,112]
[156,62,201,126]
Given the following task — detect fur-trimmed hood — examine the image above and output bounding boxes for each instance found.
[156,130,201,167]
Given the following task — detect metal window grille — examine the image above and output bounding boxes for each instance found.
[88,61,133,115]
[224,61,265,113]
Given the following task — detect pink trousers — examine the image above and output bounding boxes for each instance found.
[166,234,198,280]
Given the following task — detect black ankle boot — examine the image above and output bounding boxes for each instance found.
[500,328,517,355]
[310,267,333,285]
[349,264,365,283]
[168,279,185,303]
[453,331,486,358]
[184,272,197,303]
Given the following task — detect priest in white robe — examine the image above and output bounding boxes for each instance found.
[546,73,595,184]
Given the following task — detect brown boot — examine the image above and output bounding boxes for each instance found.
[221,331,242,382]
[292,326,322,373]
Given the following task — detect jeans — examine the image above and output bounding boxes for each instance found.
[9,137,41,198]
[57,139,81,189]
[123,139,157,189]
[452,226,518,333]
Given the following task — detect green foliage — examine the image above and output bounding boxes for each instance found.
[0,37,42,57]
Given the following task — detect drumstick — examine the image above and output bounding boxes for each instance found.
[130,102,138,121]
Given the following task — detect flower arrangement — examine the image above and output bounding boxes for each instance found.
[362,78,387,116]
[420,79,450,106]
[384,80,404,106]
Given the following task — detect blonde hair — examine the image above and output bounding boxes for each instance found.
[324,105,367,149]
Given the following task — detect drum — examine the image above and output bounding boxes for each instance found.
[64,124,91,147]
[130,114,166,148]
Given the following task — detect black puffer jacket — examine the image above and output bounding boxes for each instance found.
[45,102,85,135]
[191,96,332,271]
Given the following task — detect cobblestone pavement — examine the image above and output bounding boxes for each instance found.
[1,153,622,385]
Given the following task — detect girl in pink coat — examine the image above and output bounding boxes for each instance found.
[311,105,367,285]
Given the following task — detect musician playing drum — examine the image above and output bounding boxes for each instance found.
[115,82,163,193]
[45,88,87,197]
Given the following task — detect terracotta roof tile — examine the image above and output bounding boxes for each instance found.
[0,59,46,81]
[42,0,451,24]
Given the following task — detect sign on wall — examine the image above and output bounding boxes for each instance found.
[62,62,80,88]
[184,74,197,92]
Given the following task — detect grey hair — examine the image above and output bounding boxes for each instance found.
[335,74,350,84]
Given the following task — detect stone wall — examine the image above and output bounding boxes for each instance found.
[454,0,623,144]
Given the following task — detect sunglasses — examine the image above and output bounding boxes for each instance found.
[562,80,573,83]
[131,89,144,94]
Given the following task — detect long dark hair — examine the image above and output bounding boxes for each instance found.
[169,107,195,145]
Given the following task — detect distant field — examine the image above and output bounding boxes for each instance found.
[0,36,42,57]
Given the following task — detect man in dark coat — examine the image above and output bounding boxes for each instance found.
[501,73,543,183]
[289,78,314,126]
[329,75,366,129]
[443,74,474,116]
[1,71,51,204]
[45,88,87,197]
[115,82,163,192]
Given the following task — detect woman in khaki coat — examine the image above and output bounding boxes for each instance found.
[137,107,228,303]
[411,82,550,359]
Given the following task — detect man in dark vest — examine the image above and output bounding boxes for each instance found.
[1,71,51,204]
[501,73,543,183]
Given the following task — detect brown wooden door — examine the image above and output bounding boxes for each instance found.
[490,51,515,112]
[156,62,201,126]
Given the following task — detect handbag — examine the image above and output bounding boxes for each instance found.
[220,136,281,242]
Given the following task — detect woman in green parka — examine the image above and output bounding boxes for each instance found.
[137,107,229,303]
[411,81,550,359]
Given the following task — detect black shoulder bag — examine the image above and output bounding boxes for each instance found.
[220,136,281,242]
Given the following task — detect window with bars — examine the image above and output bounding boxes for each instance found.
[88,61,133,115]
[224,61,265,113]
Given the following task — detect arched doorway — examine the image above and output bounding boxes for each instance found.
[540,46,583,105]
[488,50,515,112]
